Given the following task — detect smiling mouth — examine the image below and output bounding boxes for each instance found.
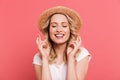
[55,34,64,39]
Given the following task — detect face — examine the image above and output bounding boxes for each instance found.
[49,14,70,45]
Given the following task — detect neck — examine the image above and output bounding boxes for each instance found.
[53,43,67,64]
[53,43,67,55]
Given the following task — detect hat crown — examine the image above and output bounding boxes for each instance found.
[38,6,82,33]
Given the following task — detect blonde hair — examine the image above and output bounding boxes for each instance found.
[41,13,82,63]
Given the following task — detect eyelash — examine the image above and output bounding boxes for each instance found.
[51,25,67,28]
[52,26,56,28]
[63,26,67,28]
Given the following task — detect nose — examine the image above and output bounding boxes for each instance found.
[56,26,62,32]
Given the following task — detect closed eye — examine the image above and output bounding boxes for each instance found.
[62,26,67,28]
[52,26,56,28]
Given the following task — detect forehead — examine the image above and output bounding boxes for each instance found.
[50,14,68,23]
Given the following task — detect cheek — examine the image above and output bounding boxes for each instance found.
[49,27,53,33]
[64,28,70,37]
[66,28,70,34]
[49,28,55,37]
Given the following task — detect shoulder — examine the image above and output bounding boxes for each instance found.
[33,53,42,66]
[75,47,91,62]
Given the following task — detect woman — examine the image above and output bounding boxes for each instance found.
[33,6,91,80]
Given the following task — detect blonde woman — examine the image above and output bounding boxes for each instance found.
[33,6,91,80]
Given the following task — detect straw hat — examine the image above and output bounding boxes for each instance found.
[38,6,82,33]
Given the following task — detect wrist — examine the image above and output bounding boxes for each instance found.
[42,57,49,63]
[67,53,74,59]
[67,55,75,63]
[41,54,49,59]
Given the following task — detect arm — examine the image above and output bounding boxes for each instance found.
[67,36,89,80]
[41,57,52,80]
[67,55,77,80]
[67,56,89,80]
[34,64,42,80]
[34,36,52,80]
[33,57,52,80]
[75,56,89,80]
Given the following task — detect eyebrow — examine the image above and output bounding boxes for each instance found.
[50,22,69,24]
[50,22,57,24]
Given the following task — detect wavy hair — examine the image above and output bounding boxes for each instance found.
[40,13,82,63]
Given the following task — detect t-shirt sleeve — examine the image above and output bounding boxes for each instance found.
[76,47,91,62]
[33,53,42,66]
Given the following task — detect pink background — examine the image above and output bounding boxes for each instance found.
[0,0,120,80]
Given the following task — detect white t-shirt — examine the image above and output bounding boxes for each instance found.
[33,47,91,80]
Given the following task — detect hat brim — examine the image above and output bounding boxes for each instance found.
[38,6,82,32]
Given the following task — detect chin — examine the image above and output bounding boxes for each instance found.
[53,40,67,45]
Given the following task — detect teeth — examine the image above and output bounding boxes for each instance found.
[55,34,64,37]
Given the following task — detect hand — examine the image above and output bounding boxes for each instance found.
[36,35,50,59]
[67,36,81,58]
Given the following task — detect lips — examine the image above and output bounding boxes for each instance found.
[55,34,64,38]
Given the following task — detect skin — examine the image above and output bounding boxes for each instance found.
[49,14,70,45]
[34,14,89,80]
